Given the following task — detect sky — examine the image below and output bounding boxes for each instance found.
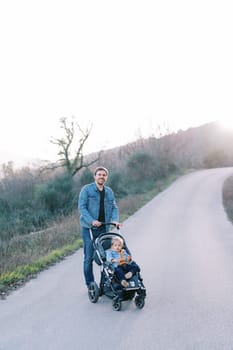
[0,0,232,166]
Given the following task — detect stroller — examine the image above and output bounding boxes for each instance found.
[87,223,146,311]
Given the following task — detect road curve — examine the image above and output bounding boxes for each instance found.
[1,167,233,350]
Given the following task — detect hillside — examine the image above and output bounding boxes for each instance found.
[89,121,233,174]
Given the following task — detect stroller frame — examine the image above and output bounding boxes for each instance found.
[87,223,146,311]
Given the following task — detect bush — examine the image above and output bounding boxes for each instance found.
[108,172,128,198]
[35,174,74,216]
[204,149,228,168]
[223,175,233,222]
[79,168,93,186]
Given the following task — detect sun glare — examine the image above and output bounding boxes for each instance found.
[218,118,233,130]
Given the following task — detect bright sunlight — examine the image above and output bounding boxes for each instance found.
[218,118,233,130]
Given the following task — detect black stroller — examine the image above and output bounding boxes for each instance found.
[88,223,146,311]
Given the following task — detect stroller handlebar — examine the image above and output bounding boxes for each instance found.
[103,222,120,229]
[91,222,120,229]
[89,222,120,240]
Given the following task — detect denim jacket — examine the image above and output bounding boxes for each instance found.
[106,249,131,268]
[78,182,119,229]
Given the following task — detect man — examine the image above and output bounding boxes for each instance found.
[78,166,121,287]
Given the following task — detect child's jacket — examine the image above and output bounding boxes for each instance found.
[106,249,132,268]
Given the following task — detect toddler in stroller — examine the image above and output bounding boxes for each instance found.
[88,223,146,311]
[106,236,140,288]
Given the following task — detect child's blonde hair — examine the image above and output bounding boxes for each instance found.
[111,236,123,247]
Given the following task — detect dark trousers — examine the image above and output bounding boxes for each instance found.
[114,261,140,281]
[81,226,106,286]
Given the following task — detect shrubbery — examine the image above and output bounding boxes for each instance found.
[0,150,175,242]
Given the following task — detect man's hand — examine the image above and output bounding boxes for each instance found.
[92,220,102,227]
[112,221,122,228]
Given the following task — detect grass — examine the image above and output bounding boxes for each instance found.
[223,175,233,223]
[0,239,83,296]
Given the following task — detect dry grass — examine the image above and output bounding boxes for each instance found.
[223,175,233,223]
[0,214,80,274]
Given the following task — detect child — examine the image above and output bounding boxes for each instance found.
[106,236,140,288]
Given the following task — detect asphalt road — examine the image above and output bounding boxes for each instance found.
[1,168,233,350]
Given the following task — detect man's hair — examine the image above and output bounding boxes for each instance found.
[94,166,109,176]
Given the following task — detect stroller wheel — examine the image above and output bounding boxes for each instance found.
[135,295,145,309]
[88,282,99,303]
[112,298,122,311]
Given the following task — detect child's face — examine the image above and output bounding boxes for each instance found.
[112,240,122,252]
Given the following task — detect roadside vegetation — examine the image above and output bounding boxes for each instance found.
[1,118,233,297]
[0,171,181,297]
[223,175,233,224]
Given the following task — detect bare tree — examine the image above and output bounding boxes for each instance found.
[44,117,101,176]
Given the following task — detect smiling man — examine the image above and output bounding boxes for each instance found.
[78,166,121,287]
